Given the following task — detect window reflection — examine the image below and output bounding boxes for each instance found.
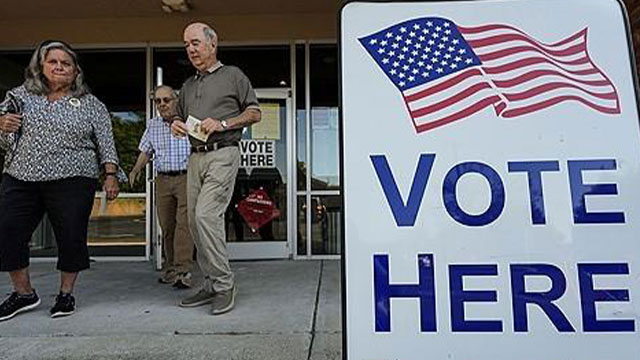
[311,107,340,189]
[297,196,307,256]
[296,45,307,191]
[81,49,146,255]
[310,44,340,190]
[310,195,341,255]
[296,108,307,191]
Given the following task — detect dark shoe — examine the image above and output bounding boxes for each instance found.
[173,272,193,289]
[0,291,41,321]
[158,270,177,284]
[50,292,75,318]
[211,286,237,315]
[179,289,215,308]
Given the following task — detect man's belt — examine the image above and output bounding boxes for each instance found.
[157,170,188,176]
[191,141,239,153]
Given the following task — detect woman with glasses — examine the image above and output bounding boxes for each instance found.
[0,40,125,321]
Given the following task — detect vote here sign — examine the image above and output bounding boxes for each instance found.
[340,0,640,359]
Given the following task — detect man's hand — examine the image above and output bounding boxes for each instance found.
[104,175,120,201]
[129,168,141,187]
[0,113,22,133]
[200,117,223,134]
[171,120,188,137]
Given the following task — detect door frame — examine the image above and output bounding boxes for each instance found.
[228,87,294,260]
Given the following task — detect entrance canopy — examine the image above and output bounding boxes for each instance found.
[0,0,339,46]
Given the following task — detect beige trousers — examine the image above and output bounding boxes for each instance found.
[156,173,193,274]
[187,146,240,293]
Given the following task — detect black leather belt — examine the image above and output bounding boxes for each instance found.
[191,141,239,153]
[157,170,187,176]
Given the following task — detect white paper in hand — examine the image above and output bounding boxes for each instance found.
[186,115,209,142]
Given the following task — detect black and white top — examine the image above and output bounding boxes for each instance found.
[0,85,124,182]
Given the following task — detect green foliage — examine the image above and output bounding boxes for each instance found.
[111,113,146,193]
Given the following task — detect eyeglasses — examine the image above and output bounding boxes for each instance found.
[154,97,174,104]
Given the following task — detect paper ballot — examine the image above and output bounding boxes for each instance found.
[186,115,209,142]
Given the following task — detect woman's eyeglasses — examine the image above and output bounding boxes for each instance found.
[154,97,174,104]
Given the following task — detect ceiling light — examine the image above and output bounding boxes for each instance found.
[161,0,191,13]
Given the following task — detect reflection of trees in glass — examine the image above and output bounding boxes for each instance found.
[111,113,146,193]
[297,160,333,190]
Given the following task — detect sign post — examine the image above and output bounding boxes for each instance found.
[340,0,640,358]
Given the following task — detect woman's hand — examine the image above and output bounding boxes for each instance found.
[0,113,22,133]
[103,175,120,201]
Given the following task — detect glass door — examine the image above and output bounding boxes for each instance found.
[226,88,293,259]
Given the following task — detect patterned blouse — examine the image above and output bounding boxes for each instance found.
[0,85,125,182]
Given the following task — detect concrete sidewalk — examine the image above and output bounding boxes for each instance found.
[0,260,342,360]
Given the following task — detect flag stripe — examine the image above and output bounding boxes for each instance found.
[479,46,589,63]
[469,36,586,58]
[410,82,495,117]
[410,84,504,127]
[467,32,585,53]
[466,33,581,53]
[504,82,618,101]
[404,68,483,100]
[485,61,605,82]
[492,69,612,88]
[482,57,601,76]
[459,24,586,48]
[406,69,491,111]
[502,95,620,118]
[500,85,618,109]
[413,96,505,132]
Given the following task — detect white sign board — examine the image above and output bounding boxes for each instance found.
[240,139,275,169]
[340,0,640,359]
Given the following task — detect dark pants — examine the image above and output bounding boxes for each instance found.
[0,175,97,272]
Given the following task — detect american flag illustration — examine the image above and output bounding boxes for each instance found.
[359,17,620,133]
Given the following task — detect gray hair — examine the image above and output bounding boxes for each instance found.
[153,85,177,98]
[24,41,90,97]
[203,26,218,45]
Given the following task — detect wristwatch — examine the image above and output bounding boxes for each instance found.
[220,120,229,130]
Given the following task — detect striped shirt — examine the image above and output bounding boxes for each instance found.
[138,116,190,172]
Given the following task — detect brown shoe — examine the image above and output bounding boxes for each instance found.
[179,289,215,308]
[211,286,237,315]
[158,270,177,284]
[173,272,192,289]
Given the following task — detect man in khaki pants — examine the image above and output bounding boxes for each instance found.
[172,22,261,315]
[130,85,193,288]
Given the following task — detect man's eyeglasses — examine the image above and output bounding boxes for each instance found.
[154,97,174,104]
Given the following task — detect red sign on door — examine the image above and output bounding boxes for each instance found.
[237,188,280,232]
